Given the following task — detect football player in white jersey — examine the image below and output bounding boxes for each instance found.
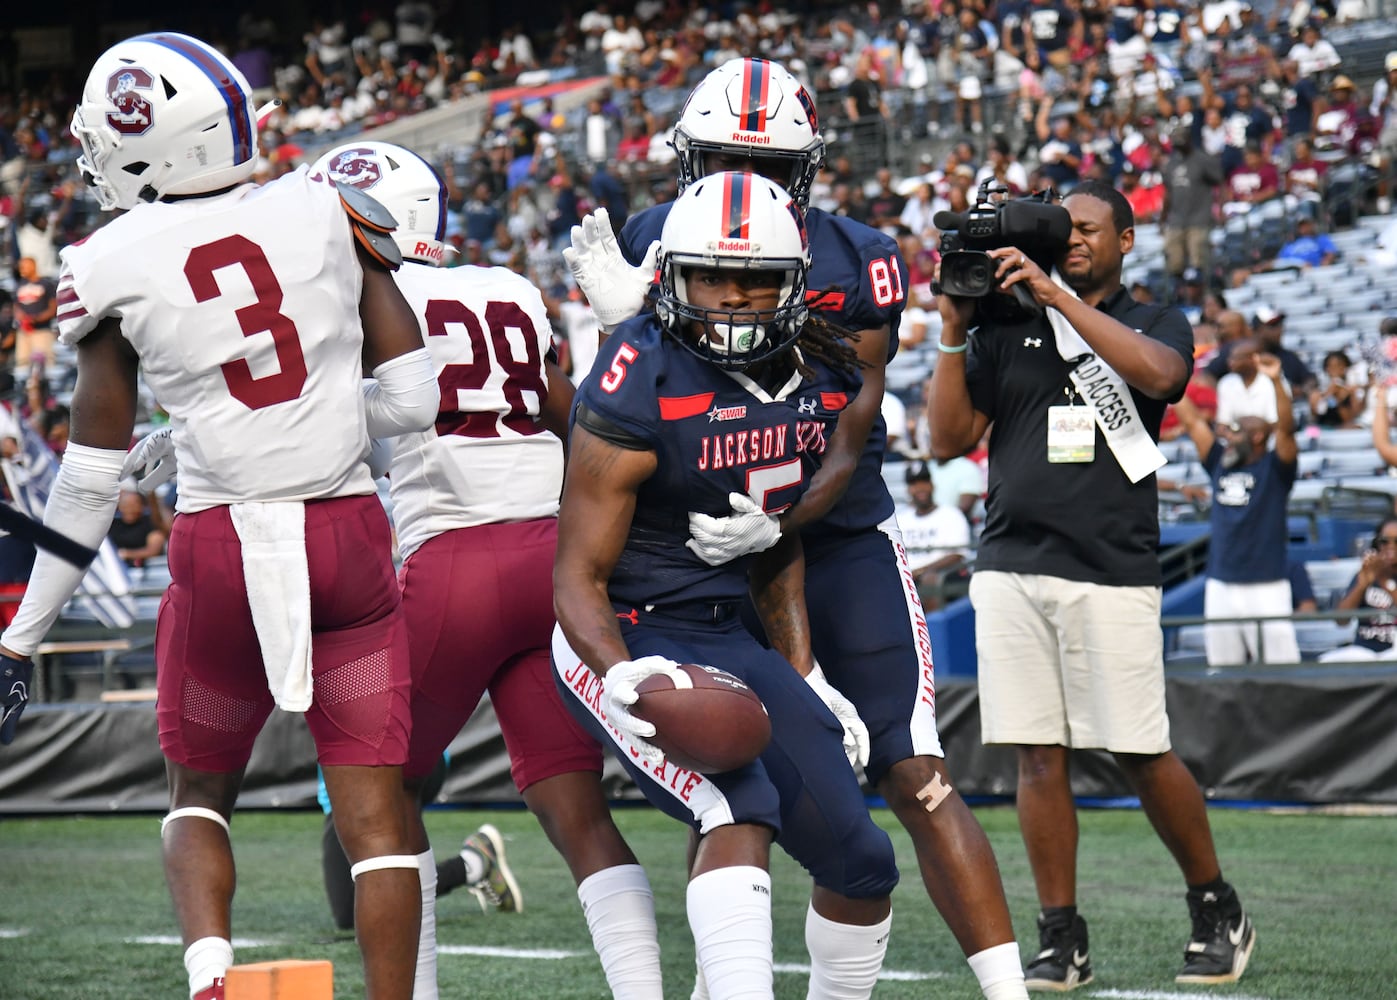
[0,33,438,1000]
[310,141,664,999]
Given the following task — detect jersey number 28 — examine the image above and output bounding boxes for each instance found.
[426,297,547,438]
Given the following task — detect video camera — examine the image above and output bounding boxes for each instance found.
[932,181,1072,320]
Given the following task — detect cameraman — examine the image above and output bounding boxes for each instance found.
[927,181,1256,990]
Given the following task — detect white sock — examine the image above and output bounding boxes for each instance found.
[461,844,487,885]
[415,848,438,1000]
[687,866,773,1000]
[968,942,1028,999]
[185,936,233,999]
[576,863,664,1000]
[804,903,892,1000]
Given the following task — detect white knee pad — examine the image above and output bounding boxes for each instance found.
[350,854,420,881]
[161,806,231,835]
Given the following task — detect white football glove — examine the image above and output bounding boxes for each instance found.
[120,427,176,493]
[562,207,660,333]
[805,662,871,769]
[686,492,783,566]
[601,655,689,766]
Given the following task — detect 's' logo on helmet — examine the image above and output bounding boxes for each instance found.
[327,148,383,189]
[106,68,155,136]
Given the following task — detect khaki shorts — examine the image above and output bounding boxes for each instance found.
[16,328,55,367]
[970,570,1171,753]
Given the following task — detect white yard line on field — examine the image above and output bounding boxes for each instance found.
[0,928,29,938]
[1091,990,1274,1000]
[773,962,948,981]
[123,935,279,948]
[438,944,584,960]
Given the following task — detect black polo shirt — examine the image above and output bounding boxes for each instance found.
[964,286,1194,586]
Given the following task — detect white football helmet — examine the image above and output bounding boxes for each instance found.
[656,171,811,370]
[71,32,259,211]
[310,141,449,266]
[672,58,825,208]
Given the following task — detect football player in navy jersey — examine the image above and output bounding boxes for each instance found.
[564,58,1028,1000]
[553,172,899,1000]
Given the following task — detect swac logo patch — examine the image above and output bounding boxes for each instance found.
[106,67,155,136]
[326,148,383,189]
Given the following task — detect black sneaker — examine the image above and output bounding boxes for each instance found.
[1025,911,1093,992]
[1177,889,1256,984]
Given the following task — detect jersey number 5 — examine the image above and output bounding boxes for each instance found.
[185,236,308,410]
[426,298,547,438]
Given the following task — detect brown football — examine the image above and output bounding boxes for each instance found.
[632,663,770,773]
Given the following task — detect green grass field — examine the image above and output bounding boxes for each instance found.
[1,804,1393,999]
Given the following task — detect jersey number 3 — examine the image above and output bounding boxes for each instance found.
[185,236,308,411]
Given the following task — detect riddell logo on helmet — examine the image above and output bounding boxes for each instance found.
[716,239,752,252]
[414,241,443,262]
[730,132,771,145]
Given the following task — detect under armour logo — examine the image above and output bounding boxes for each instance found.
[615,608,639,625]
[1024,337,1042,348]
[798,398,817,414]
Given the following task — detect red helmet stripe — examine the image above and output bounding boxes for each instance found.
[740,59,769,133]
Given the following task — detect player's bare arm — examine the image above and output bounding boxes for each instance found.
[357,242,428,371]
[539,358,576,442]
[748,531,815,676]
[780,324,888,534]
[68,318,141,450]
[553,425,657,674]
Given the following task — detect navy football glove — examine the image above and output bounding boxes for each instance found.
[1,651,34,745]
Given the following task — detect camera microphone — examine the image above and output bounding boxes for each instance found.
[933,210,967,231]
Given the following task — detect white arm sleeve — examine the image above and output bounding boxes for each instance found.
[361,347,438,437]
[1,443,126,657]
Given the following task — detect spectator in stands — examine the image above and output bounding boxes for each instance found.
[1286,21,1341,79]
[109,488,169,569]
[1320,516,1397,661]
[1175,267,1207,324]
[1035,103,1084,192]
[1161,126,1223,280]
[1214,337,1283,424]
[897,462,973,610]
[1223,143,1281,217]
[1283,138,1328,218]
[932,452,986,522]
[1275,57,1323,148]
[1120,162,1165,224]
[845,49,891,157]
[1271,216,1339,269]
[12,257,56,370]
[866,168,907,233]
[1309,350,1364,427]
[1252,306,1316,393]
[1174,353,1302,666]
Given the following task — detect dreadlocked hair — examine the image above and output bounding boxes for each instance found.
[791,291,866,379]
